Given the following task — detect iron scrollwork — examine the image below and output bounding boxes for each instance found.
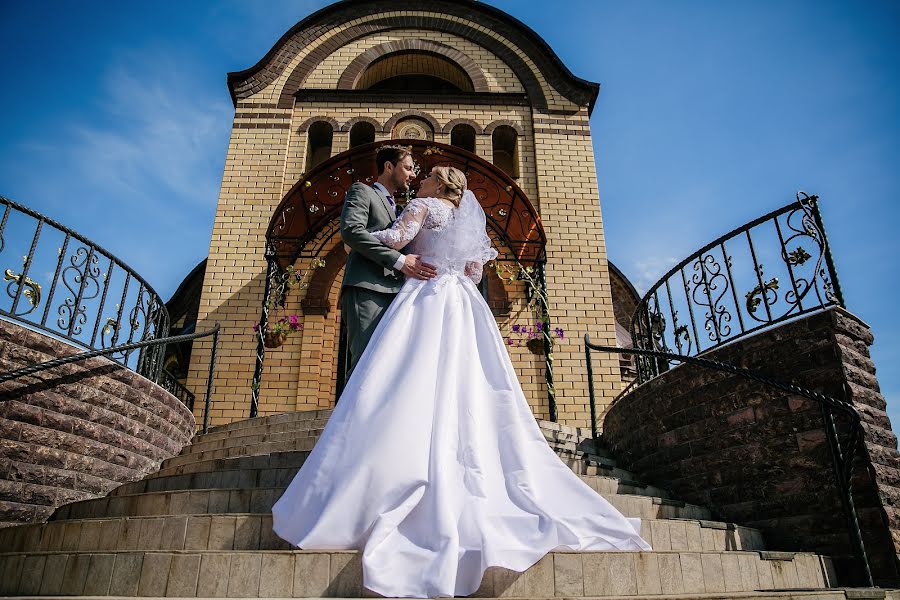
[690,254,732,343]
[630,191,843,384]
[4,268,42,314]
[1,195,170,382]
[58,247,101,336]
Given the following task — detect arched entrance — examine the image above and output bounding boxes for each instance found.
[251,140,548,416]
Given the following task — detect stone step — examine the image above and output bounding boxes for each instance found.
[0,512,764,554]
[204,410,335,435]
[0,594,893,600]
[146,450,314,479]
[203,410,600,451]
[160,439,320,470]
[0,549,835,597]
[155,440,629,482]
[190,417,331,445]
[109,464,673,501]
[46,487,713,522]
[178,428,326,456]
[182,423,608,461]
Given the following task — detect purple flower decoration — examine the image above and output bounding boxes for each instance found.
[555,327,565,339]
[535,322,543,331]
[252,324,259,332]
[507,339,514,345]
[512,324,521,333]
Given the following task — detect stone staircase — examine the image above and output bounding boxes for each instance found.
[0,409,893,599]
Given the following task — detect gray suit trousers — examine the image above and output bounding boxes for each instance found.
[341,286,397,374]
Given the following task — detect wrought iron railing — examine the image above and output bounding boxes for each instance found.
[1,325,220,434]
[584,338,872,587]
[630,192,843,382]
[158,369,196,412]
[0,196,169,381]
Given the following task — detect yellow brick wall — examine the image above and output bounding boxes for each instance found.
[188,11,617,429]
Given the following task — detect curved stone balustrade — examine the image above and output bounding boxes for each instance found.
[0,319,195,528]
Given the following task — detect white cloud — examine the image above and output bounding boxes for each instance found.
[5,48,233,299]
[629,255,679,296]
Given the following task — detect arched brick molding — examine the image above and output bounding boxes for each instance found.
[296,116,340,133]
[227,1,600,110]
[382,110,441,135]
[484,119,525,136]
[272,17,548,110]
[339,116,383,133]
[441,118,485,135]
[337,40,489,92]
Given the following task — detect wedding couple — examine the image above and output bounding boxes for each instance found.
[272,146,649,598]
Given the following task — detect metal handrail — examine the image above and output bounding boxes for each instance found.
[584,335,872,587]
[629,192,844,383]
[158,368,196,412]
[0,195,170,380]
[1,324,221,434]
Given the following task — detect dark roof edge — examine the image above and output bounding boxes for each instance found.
[166,258,208,307]
[607,260,641,303]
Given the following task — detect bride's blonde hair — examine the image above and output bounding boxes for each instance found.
[432,166,466,207]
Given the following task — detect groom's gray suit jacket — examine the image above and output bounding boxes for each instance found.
[340,182,405,294]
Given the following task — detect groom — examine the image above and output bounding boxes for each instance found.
[340,145,436,372]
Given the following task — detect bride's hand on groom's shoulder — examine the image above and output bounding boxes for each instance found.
[401,254,437,280]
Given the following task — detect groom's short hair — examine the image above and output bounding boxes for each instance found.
[376,145,411,175]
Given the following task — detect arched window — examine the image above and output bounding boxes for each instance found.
[357,52,474,93]
[305,121,333,172]
[492,125,519,179]
[450,124,476,153]
[349,121,376,148]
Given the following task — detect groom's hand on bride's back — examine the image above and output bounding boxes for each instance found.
[401,255,437,280]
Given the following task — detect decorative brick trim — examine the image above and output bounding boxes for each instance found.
[441,118,485,135]
[540,108,590,117]
[534,127,590,137]
[533,117,589,127]
[295,116,340,133]
[233,122,291,130]
[337,39,489,92]
[484,119,525,136]
[294,90,529,106]
[236,102,279,109]
[234,112,291,120]
[339,116,383,133]
[382,109,440,135]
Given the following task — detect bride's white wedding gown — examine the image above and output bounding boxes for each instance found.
[272,192,650,598]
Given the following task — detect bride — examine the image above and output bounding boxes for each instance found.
[272,165,650,598]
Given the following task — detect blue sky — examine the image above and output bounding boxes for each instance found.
[1,1,898,418]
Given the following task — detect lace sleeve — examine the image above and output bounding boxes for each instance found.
[372,199,428,249]
[464,261,484,284]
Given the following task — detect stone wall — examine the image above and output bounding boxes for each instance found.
[0,319,195,528]
[603,307,900,586]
